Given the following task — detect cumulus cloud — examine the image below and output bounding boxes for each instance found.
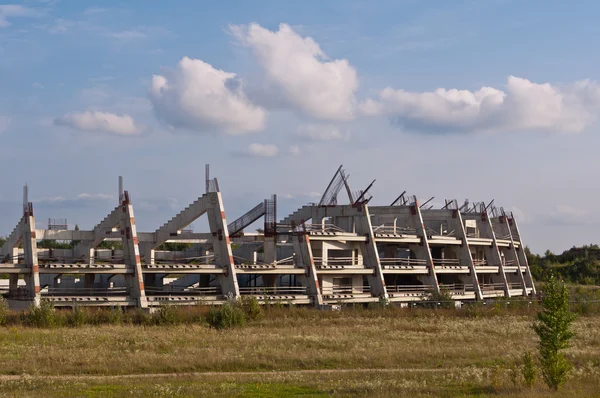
[0,116,10,134]
[230,23,358,121]
[239,143,279,157]
[53,111,140,135]
[0,5,37,28]
[361,76,600,134]
[297,124,347,141]
[149,57,266,134]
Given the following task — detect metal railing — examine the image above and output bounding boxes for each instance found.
[380,258,427,266]
[480,283,506,291]
[439,283,474,292]
[275,256,295,266]
[372,225,417,235]
[386,285,433,293]
[433,258,461,266]
[313,257,358,266]
[321,285,372,295]
[473,259,488,266]
[45,287,130,296]
[426,228,456,237]
[238,286,307,295]
[305,223,348,234]
[145,286,221,295]
[502,260,516,266]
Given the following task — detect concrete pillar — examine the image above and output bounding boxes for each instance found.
[497,216,527,296]
[509,217,536,295]
[206,192,239,299]
[264,237,276,264]
[120,193,148,309]
[474,212,511,297]
[9,274,18,297]
[354,204,388,300]
[292,233,323,307]
[447,210,483,300]
[84,274,95,289]
[22,205,41,307]
[409,203,440,294]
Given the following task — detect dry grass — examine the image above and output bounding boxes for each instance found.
[0,309,598,396]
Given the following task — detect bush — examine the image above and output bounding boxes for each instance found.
[533,276,576,390]
[422,288,454,309]
[206,303,245,330]
[24,300,56,327]
[239,296,263,321]
[153,305,181,326]
[66,306,87,327]
[0,298,9,326]
[522,351,536,388]
[128,308,152,326]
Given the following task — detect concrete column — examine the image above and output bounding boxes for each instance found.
[22,205,41,307]
[9,274,18,297]
[409,203,440,294]
[474,212,511,297]
[84,274,95,289]
[206,192,240,298]
[447,210,483,300]
[509,217,536,295]
[354,205,388,300]
[497,216,527,296]
[292,233,323,307]
[263,237,276,264]
[120,194,148,309]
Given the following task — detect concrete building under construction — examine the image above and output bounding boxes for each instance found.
[0,166,535,310]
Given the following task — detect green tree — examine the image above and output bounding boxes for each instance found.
[533,275,576,390]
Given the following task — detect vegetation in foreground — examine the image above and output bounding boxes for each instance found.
[0,292,596,396]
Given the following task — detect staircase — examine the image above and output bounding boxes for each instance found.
[280,206,313,226]
[0,218,24,259]
[228,202,265,236]
[154,193,213,244]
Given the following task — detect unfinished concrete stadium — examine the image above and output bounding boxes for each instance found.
[0,166,535,310]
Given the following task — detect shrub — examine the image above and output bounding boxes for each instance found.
[129,308,152,326]
[206,303,245,330]
[238,296,263,322]
[522,351,536,388]
[0,298,9,326]
[422,288,454,309]
[24,300,56,327]
[66,305,87,327]
[153,305,181,326]
[105,307,124,325]
[533,276,576,390]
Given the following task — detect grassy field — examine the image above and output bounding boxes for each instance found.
[0,306,598,397]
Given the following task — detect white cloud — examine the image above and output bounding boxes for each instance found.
[230,23,358,121]
[0,5,37,28]
[36,193,114,204]
[0,116,10,134]
[297,124,347,141]
[240,143,279,157]
[149,57,266,134]
[53,111,140,135]
[361,76,600,134]
[32,82,44,88]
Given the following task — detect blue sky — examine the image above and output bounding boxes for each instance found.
[1,0,600,254]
